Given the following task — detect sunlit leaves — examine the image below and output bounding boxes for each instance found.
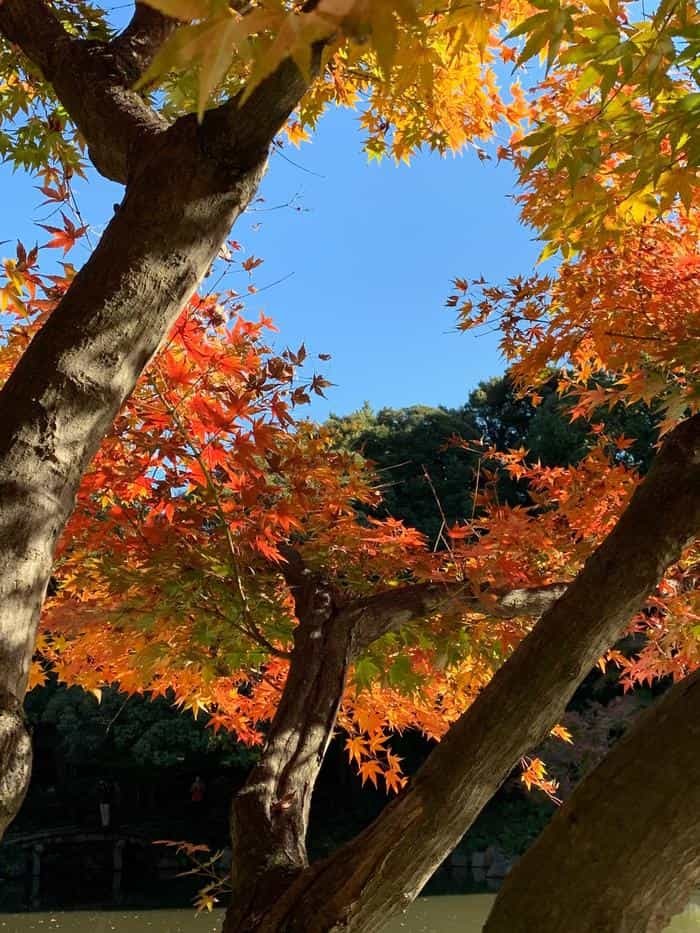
[154,840,230,910]
[0,0,537,181]
[5,234,694,798]
[520,755,561,802]
[3,0,698,804]
[449,214,700,434]
[0,24,92,182]
[549,723,572,743]
[134,0,533,160]
[504,0,700,248]
[39,212,89,254]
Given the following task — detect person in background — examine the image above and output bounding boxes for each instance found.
[97,778,112,830]
[190,775,205,807]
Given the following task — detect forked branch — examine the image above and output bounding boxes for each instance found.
[0,0,165,182]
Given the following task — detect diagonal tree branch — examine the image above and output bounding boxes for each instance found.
[0,0,166,183]
[1,0,331,184]
[0,0,66,75]
[484,667,700,933]
[275,545,568,656]
[344,580,569,655]
[201,0,329,167]
[259,412,700,932]
[201,55,322,170]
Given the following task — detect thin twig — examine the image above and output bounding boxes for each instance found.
[421,464,453,554]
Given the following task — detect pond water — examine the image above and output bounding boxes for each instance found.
[1,895,699,932]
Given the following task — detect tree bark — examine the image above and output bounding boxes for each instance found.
[0,121,266,835]
[0,1,319,837]
[223,549,570,930]
[348,580,568,654]
[0,688,32,839]
[0,0,165,183]
[243,413,700,933]
[225,560,354,931]
[484,667,700,933]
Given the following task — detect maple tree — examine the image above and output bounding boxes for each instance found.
[0,1,698,932]
[10,230,698,929]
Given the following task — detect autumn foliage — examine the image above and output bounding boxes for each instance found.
[0,5,699,927]
[2,0,700,790]
[0,191,694,803]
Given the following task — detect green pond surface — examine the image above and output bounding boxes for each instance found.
[1,896,699,932]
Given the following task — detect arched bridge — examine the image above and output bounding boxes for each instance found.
[2,827,157,906]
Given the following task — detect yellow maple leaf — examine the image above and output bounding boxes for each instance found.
[550,723,573,744]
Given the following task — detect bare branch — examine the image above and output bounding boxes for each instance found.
[496,583,569,617]
[345,580,569,655]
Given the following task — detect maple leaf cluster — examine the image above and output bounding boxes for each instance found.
[501,0,700,251]
[1,210,695,797]
[6,0,700,251]
[137,0,535,153]
[449,212,700,437]
[0,0,535,194]
[2,0,698,802]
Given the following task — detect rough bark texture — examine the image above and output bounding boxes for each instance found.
[243,412,700,933]
[225,558,354,931]
[111,3,179,76]
[0,0,318,836]
[222,548,571,930]
[0,0,165,183]
[0,689,32,838]
[348,581,568,654]
[484,667,700,933]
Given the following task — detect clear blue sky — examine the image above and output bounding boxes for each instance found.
[1,105,539,420]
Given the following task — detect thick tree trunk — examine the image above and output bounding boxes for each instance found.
[0,0,318,838]
[225,562,354,931]
[0,130,265,833]
[0,688,32,838]
[484,667,700,933]
[237,413,700,933]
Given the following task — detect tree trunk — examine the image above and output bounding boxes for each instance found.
[484,667,700,933]
[0,123,267,834]
[0,688,32,838]
[235,413,700,933]
[0,0,324,836]
[225,564,354,931]
[222,573,567,928]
